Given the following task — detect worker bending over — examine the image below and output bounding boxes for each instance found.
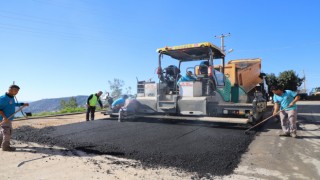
[118,98,141,122]
[111,95,128,113]
[86,91,103,121]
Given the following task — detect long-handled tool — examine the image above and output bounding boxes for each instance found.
[0,106,26,125]
[15,96,27,119]
[244,107,289,134]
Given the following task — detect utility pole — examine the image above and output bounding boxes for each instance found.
[214,33,231,78]
[303,70,307,91]
[214,33,231,52]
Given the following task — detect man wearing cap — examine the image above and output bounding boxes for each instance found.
[271,86,300,138]
[0,85,29,151]
[86,91,103,121]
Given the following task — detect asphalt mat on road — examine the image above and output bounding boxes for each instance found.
[13,119,257,177]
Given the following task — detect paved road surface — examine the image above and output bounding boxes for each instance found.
[12,115,255,177]
[228,101,320,179]
[2,101,319,179]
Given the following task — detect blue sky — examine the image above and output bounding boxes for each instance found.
[1,0,320,101]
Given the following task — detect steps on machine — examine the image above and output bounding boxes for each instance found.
[157,95,177,112]
[158,100,175,108]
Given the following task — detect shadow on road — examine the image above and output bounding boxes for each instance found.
[296,136,320,139]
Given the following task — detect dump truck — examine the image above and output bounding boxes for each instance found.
[128,42,269,124]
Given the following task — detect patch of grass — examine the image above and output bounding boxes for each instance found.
[17,107,104,118]
[59,107,87,114]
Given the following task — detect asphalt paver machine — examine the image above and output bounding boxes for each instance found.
[102,42,268,124]
[132,42,269,124]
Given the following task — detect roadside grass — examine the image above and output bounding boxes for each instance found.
[16,107,104,118]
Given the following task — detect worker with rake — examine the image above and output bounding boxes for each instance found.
[0,85,29,151]
[271,86,300,138]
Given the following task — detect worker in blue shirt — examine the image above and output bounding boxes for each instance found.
[177,71,197,85]
[111,95,128,113]
[271,86,300,138]
[0,85,29,151]
[118,98,141,122]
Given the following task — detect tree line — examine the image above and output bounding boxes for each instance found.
[59,78,132,110]
[265,70,304,94]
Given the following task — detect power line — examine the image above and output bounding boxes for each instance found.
[214,33,231,52]
[0,10,155,44]
[0,11,111,34]
[31,0,107,16]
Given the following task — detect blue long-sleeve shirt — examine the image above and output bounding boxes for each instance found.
[0,93,24,121]
[111,97,126,108]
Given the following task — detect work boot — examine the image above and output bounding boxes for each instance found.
[0,139,10,148]
[279,132,290,137]
[2,141,16,152]
[290,132,297,138]
[2,146,16,151]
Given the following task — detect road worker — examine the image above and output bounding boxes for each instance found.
[271,86,300,138]
[111,95,129,113]
[118,98,141,122]
[86,91,103,121]
[0,85,29,151]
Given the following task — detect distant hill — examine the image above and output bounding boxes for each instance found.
[22,95,89,114]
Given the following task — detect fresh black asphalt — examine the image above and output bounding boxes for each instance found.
[13,118,256,177]
[12,102,319,178]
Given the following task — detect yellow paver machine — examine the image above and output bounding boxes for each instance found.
[116,42,269,124]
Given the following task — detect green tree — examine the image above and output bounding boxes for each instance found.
[265,73,278,94]
[60,99,67,109]
[60,97,78,109]
[68,97,78,109]
[266,73,278,86]
[278,70,304,91]
[108,78,125,99]
[266,71,304,92]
